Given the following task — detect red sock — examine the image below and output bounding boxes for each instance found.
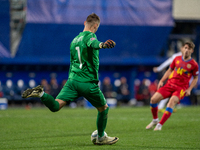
[151,106,158,119]
[159,108,172,125]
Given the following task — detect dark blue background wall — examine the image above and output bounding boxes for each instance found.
[15,24,172,65]
[0,0,10,52]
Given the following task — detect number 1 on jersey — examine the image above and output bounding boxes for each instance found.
[75,46,83,69]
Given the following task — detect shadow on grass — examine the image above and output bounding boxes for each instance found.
[4,143,94,150]
[3,133,98,150]
[4,132,90,142]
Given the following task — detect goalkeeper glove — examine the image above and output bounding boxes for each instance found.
[100,39,116,49]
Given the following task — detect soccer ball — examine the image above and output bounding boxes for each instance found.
[91,130,107,144]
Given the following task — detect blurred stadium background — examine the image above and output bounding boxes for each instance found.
[0,0,200,109]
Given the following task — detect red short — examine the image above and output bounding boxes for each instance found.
[157,83,186,100]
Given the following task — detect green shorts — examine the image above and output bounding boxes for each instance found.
[56,79,106,108]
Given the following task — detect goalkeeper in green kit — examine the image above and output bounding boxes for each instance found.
[22,13,119,145]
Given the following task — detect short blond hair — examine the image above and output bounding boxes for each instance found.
[86,13,100,24]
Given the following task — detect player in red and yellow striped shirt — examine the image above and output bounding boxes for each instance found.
[146,41,199,131]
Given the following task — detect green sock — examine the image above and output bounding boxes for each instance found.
[41,93,60,112]
[97,107,109,137]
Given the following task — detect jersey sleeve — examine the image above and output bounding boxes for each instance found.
[85,33,102,49]
[192,63,199,76]
[169,57,176,70]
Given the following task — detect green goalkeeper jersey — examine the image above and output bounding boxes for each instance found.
[68,31,102,82]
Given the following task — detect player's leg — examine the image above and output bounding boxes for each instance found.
[154,87,185,131]
[80,82,108,138]
[147,84,173,130]
[40,92,66,112]
[154,95,179,131]
[96,104,109,138]
[95,104,118,145]
[81,82,118,145]
[22,79,78,112]
[22,85,61,112]
[150,92,164,118]
[158,98,178,113]
[146,92,164,129]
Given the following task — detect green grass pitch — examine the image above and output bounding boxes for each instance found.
[0,106,199,150]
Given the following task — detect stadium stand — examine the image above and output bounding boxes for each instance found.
[0,0,200,107]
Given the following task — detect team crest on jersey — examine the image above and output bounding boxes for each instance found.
[176,60,180,64]
[90,38,96,41]
[187,64,191,69]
